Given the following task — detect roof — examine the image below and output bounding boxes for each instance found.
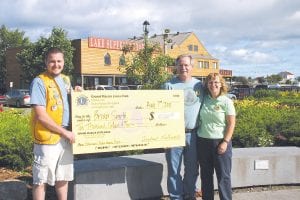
[127,32,217,60]
[127,32,193,47]
[279,71,294,75]
[192,54,218,61]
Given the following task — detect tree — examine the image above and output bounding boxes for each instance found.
[232,76,249,85]
[266,74,282,84]
[0,25,30,90]
[17,27,74,83]
[121,43,174,89]
[256,76,266,84]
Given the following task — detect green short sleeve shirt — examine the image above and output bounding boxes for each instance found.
[197,94,236,139]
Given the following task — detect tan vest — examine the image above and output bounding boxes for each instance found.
[31,73,70,144]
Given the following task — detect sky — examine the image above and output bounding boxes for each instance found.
[1,0,300,78]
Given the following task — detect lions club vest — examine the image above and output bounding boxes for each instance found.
[31,73,70,144]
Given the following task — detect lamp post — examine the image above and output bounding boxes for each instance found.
[163,29,172,55]
[143,20,150,47]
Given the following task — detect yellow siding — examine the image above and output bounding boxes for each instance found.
[166,33,219,77]
[79,39,125,75]
[72,32,229,79]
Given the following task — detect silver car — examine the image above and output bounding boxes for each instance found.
[95,85,116,90]
[5,89,30,107]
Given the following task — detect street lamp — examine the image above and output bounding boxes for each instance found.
[163,29,172,55]
[142,20,150,54]
[143,20,150,38]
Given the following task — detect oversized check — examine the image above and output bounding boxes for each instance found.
[71,90,185,154]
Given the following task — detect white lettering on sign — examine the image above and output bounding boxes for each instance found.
[88,37,144,51]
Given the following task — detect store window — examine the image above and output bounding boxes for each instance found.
[119,54,125,66]
[104,53,111,65]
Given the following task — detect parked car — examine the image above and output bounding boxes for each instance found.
[0,94,6,105]
[255,84,268,90]
[95,85,116,90]
[227,93,237,100]
[114,85,130,90]
[5,89,30,107]
[128,85,143,90]
[229,85,255,99]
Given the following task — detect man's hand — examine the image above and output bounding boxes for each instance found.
[74,86,83,92]
[62,129,75,144]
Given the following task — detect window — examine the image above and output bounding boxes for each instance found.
[104,53,111,65]
[119,54,125,66]
[198,61,209,69]
[198,61,202,68]
[188,45,193,51]
[213,62,218,69]
[193,45,198,52]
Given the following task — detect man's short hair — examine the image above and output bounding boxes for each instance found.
[175,54,194,66]
[44,47,64,62]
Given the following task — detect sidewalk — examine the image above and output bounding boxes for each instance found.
[212,188,300,200]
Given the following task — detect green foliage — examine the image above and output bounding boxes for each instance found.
[233,95,300,147]
[266,74,282,83]
[253,89,280,99]
[0,25,30,88]
[232,76,249,85]
[17,27,74,83]
[0,109,32,170]
[253,89,300,105]
[121,43,174,89]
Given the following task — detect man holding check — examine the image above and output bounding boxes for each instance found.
[163,54,203,200]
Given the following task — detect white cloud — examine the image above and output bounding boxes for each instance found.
[230,48,279,64]
[287,10,300,21]
[0,0,300,77]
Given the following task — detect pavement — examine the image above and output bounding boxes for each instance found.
[211,188,300,200]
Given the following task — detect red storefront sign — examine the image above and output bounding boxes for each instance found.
[88,37,144,51]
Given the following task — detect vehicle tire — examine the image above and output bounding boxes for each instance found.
[16,100,21,108]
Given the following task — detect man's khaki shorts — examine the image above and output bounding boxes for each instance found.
[32,138,73,186]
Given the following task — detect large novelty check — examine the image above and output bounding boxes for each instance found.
[71,90,185,154]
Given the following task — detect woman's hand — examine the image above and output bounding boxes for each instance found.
[217,141,228,154]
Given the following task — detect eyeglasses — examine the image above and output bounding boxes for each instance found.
[208,81,221,85]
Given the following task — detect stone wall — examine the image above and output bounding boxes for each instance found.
[70,147,300,200]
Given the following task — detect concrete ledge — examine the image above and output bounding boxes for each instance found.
[231,147,300,187]
[0,180,27,200]
[70,157,164,200]
[71,147,300,199]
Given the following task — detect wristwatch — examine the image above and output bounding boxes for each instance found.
[222,139,230,144]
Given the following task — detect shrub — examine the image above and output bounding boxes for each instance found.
[0,109,33,170]
[233,98,300,148]
[253,89,280,99]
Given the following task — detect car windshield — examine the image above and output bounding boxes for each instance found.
[104,86,115,90]
[21,90,30,95]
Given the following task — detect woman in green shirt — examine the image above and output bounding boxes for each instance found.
[197,73,236,200]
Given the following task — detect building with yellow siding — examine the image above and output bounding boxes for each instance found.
[4,31,232,90]
[72,31,232,89]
